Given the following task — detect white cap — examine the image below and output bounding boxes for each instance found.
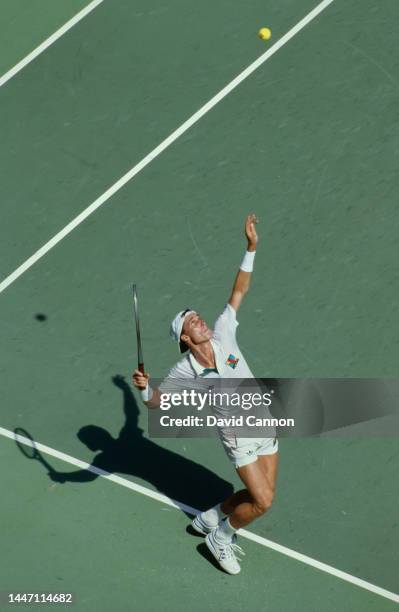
[170,309,196,352]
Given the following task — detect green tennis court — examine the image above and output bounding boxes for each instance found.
[1,0,398,609]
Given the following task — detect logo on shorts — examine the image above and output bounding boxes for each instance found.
[246,449,254,455]
[226,354,239,369]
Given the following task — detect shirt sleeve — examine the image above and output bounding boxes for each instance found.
[213,303,239,340]
[158,357,195,394]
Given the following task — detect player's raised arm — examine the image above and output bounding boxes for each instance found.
[228,214,258,312]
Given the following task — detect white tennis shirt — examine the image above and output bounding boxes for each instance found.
[162,303,254,383]
[158,304,275,436]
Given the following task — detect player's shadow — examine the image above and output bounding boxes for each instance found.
[48,375,233,514]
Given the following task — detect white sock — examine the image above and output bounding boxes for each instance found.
[201,503,227,526]
[214,517,236,543]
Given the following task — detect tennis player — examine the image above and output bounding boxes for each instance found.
[132,214,278,575]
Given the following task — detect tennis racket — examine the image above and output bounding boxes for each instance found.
[132,284,145,374]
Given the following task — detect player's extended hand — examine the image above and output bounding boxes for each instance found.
[132,368,150,390]
[245,213,259,250]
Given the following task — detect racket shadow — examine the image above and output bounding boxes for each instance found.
[13,427,61,478]
[44,375,233,516]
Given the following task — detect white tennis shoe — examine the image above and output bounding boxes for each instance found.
[205,531,245,575]
[191,512,218,535]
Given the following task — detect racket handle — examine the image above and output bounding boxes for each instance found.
[138,363,145,374]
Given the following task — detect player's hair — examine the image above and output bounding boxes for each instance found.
[179,340,189,353]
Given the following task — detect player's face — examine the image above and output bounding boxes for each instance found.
[182,312,212,345]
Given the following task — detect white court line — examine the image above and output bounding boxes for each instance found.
[0,0,104,89]
[0,0,334,295]
[1,425,398,604]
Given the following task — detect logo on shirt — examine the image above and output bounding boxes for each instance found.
[226,354,239,369]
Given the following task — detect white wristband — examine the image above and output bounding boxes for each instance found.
[240,250,256,272]
[140,384,153,402]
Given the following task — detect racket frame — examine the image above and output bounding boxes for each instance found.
[14,428,39,459]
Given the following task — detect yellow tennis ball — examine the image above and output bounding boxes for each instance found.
[258,27,271,41]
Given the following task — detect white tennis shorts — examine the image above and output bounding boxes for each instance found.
[221,434,279,468]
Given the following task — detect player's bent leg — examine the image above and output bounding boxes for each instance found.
[201,441,278,574]
[257,449,279,494]
[205,455,277,575]
[219,456,278,518]
[220,489,252,515]
[204,450,278,534]
[229,452,278,529]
